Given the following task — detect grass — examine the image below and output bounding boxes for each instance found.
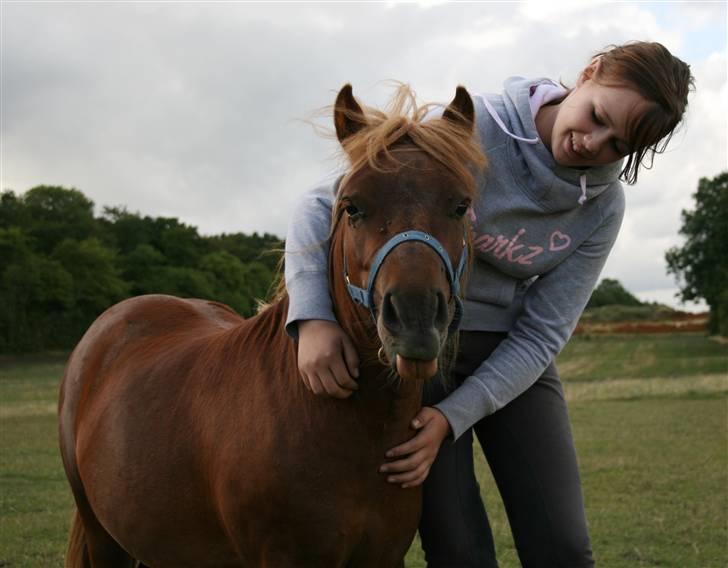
[0,353,72,568]
[556,333,726,382]
[456,398,726,568]
[1,336,726,567]
[404,334,727,568]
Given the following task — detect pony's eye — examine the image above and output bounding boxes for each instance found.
[345,204,361,217]
[454,199,471,218]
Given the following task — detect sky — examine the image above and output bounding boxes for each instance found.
[2,1,726,311]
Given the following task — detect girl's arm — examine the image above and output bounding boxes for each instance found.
[284,176,338,336]
[436,196,626,439]
[284,175,359,398]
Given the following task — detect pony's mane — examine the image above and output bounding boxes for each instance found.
[337,83,487,201]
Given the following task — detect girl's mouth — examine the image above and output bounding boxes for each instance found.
[568,132,587,161]
[564,132,580,161]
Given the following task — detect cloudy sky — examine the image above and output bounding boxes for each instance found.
[2,1,726,310]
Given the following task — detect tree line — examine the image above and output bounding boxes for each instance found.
[0,186,282,352]
[2,172,724,352]
[586,278,642,308]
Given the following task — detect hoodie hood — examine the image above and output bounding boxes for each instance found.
[493,76,624,212]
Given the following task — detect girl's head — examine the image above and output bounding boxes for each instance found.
[591,42,694,183]
[548,41,694,184]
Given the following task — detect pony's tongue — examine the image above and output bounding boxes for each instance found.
[395,355,438,381]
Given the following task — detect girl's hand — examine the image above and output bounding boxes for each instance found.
[379,407,451,488]
[297,319,359,399]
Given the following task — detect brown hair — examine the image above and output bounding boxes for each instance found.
[592,41,694,184]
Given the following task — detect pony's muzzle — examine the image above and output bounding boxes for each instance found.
[379,289,445,361]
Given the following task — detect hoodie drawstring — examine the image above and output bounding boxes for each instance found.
[477,95,540,144]
[578,174,588,205]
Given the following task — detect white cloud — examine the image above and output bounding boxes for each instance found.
[518,0,612,21]
[1,1,725,306]
[454,21,520,51]
[673,1,727,29]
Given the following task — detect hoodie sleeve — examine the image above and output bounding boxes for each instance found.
[284,175,341,339]
[434,188,625,440]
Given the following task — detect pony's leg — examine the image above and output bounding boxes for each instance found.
[80,510,136,568]
[71,490,137,568]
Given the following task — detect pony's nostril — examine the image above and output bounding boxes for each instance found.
[381,292,401,332]
[435,290,449,328]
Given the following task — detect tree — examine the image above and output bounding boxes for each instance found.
[153,266,216,300]
[0,191,29,229]
[200,251,253,315]
[119,243,166,294]
[0,226,32,264]
[241,261,276,309]
[52,238,129,334]
[154,218,205,267]
[22,186,97,254]
[206,232,283,272]
[100,206,156,254]
[666,172,728,334]
[0,185,288,352]
[587,278,642,308]
[0,229,74,351]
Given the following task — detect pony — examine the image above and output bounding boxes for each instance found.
[58,83,486,567]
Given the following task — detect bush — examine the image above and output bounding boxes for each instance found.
[581,304,677,323]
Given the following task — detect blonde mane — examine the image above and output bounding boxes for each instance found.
[337,83,487,200]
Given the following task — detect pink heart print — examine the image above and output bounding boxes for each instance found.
[549,231,571,252]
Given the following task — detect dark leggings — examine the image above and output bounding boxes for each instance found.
[419,331,594,568]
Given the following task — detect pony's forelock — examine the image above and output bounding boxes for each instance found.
[334,83,487,201]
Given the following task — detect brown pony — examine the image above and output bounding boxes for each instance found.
[59,84,486,567]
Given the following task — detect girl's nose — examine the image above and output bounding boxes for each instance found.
[584,129,609,154]
[582,134,596,155]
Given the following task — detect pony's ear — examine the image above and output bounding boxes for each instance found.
[335,84,367,143]
[442,86,475,133]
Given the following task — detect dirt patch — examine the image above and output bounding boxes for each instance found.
[576,315,709,335]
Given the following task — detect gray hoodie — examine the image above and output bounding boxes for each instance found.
[284,77,625,440]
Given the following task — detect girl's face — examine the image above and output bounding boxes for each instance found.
[547,62,651,168]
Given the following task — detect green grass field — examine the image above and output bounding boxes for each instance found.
[1,335,726,567]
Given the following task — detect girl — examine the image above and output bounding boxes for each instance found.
[284,42,693,567]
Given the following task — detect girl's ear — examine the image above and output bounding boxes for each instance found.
[576,56,602,87]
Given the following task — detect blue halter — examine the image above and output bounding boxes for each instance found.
[344,230,467,334]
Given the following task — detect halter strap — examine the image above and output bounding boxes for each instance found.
[344,230,467,333]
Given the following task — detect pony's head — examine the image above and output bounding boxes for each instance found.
[328,83,487,381]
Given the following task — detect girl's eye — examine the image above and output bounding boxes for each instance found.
[454,199,471,218]
[591,109,603,125]
[613,140,629,155]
